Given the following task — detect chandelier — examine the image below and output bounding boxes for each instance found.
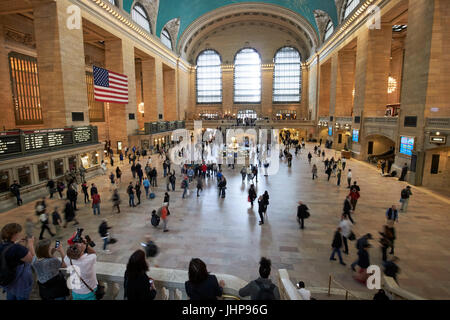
[387,76,397,94]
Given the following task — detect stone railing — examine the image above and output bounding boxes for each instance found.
[95,262,249,300]
[336,117,353,124]
[364,117,399,125]
[425,118,450,129]
[382,276,425,300]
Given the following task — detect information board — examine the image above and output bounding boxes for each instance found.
[23,128,73,151]
[0,131,21,155]
[352,129,359,142]
[399,136,414,156]
[74,127,92,144]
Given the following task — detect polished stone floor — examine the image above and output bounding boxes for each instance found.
[1,143,449,299]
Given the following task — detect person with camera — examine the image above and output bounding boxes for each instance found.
[64,237,102,300]
[124,249,157,300]
[32,239,69,300]
[0,223,36,300]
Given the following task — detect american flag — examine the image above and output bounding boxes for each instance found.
[93,66,129,104]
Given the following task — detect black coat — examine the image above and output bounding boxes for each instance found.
[332,231,343,249]
[124,271,157,301]
[185,274,223,300]
[297,204,309,219]
[343,199,352,214]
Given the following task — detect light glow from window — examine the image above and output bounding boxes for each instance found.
[273,47,301,103]
[132,4,151,34]
[196,50,222,104]
[234,48,261,103]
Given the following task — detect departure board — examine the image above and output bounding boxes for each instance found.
[0,131,21,155]
[23,128,73,151]
[74,127,92,144]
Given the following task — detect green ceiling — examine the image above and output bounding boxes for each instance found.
[122,0,338,43]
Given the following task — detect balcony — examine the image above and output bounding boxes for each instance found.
[426,118,450,130]
[363,117,399,141]
[364,117,399,126]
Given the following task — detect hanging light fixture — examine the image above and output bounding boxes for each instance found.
[138,102,145,114]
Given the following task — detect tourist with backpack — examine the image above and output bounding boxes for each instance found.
[0,223,36,300]
[143,177,150,198]
[238,257,280,300]
[92,192,101,216]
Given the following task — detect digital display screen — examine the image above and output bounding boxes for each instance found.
[399,136,414,156]
[352,129,359,142]
[74,127,92,144]
[0,132,21,155]
[23,128,73,151]
[328,126,333,136]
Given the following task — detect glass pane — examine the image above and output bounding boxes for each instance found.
[37,162,49,182]
[54,159,64,177]
[196,50,222,104]
[272,47,301,103]
[18,167,31,186]
[132,5,151,33]
[161,29,172,49]
[234,48,261,103]
[0,170,9,193]
[344,0,360,19]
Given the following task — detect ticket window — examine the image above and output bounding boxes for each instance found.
[91,152,99,166]
[54,159,64,177]
[0,170,10,193]
[68,156,77,171]
[80,153,90,168]
[37,162,49,182]
[18,167,32,186]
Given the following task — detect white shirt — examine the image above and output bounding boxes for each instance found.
[64,253,98,294]
[342,158,346,163]
[347,171,352,179]
[339,219,353,237]
[298,288,311,300]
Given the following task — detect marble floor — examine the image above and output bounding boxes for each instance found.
[1,143,449,299]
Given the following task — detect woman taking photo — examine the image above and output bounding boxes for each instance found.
[124,249,157,300]
[185,258,225,300]
[32,239,69,300]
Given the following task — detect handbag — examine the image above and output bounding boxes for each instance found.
[37,272,70,300]
[348,231,356,241]
[70,259,105,300]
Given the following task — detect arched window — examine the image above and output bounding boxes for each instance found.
[324,20,334,41]
[273,47,301,103]
[132,3,151,34]
[196,50,222,104]
[234,48,261,103]
[344,0,360,19]
[107,0,118,6]
[161,29,172,50]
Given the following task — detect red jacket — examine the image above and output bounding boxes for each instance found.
[201,164,207,172]
[92,193,101,205]
[349,190,360,200]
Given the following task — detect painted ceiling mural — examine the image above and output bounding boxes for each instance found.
[122,0,338,43]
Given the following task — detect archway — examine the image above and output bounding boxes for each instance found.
[363,134,396,170]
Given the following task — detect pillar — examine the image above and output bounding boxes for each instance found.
[142,57,158,121]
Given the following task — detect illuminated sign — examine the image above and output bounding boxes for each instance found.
[352,129,359,142]
[430,136,446,144]
[328,126,333,136]
[399,136,414,156]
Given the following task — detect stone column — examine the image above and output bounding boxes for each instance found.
[163,67,177,121]
[335,50,356,117]
[154,57,164,120]
[329,53,338,118]
[142,57,157,121]
[318,61,331,117]
[300,65,309,119]
[33,0,89,128]
[222,67,233,115]
[261,66,273,118]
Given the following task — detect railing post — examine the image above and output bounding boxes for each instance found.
[345,291,348,300]
[328,275,331,296]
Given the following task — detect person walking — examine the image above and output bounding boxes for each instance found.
[131,162,136,179]
[240,166,247,182]
[116,167,122,185]
[98,219,112,254]
[312,164,318,180]
[262,191,269,217]
[399,163,408,181]
[399,186,412,212]
[350,234,372,271]
[109,172,115,191]
[143,177,150,198]
[92,192,101,216]
[326,165,332,181]
[341,157,347,171]
[46,179,56,199]
[257,196,265,225]
[112,189,121,213]
[218,176,227,198]
[330,228,346,265]
[135,182,142,205]
[90,183,98,197]
[343,195,355,224]
[81,182,89,203]
[386,205,399,223]
[348,187,360,211]
[160,203,170,232]
[164,192,170,206]
[380,220,396,262]
[347,169,352,188]
[380,160,386,175]
[337,168,342,186]
[57,181,65,199]
[248,184,257,207]
[38,211,55,240]
[339,214,353,255]
[67,185,78,211]
[196,176,203,197]
[169,171,176,191]
[63,201,79,228]
[353,243,371,285]
[9,180,23,206]
[296,201,310,229]
[51,207,62,238]
[127,182,135,207]
[181,176,189,199]
[307,152,312,164]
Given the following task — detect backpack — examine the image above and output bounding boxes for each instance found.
[255,279,276,300]
[401,189,408,199]
[151,212,160,227]
[169,175,176,183]
[0,244,16,287]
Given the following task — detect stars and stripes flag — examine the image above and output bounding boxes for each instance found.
[93,65,129,104]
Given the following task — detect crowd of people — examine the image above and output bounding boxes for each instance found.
[0,138,415,301]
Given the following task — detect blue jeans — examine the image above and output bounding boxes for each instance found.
[7,292,29,300]
[330,248,344,263]
[182,187,187,198]
[145,187,149,198]
[103,237,109,250]
[92,203,100,215]
[129,194,135,206]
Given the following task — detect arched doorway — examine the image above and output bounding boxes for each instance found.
[363,134,396,170]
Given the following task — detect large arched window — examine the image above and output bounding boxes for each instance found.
[107,0,118,6]
[324,20,334,41]
[344,0,360,19]
[234,48,261,103]
[161,29,172,50]
[273,47,301,103]
[132,3,152,34]
[196,50,222,104]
